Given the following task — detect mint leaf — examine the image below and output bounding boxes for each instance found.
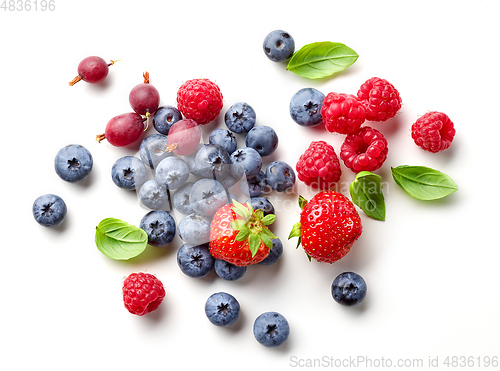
[350,171,385,221]
[286,41,358,79]
[95,218,148,260]
[391,165,458,200]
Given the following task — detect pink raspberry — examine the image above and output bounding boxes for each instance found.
[122,272,165,316]
[176,78,223,125]
[357,77,402,121]
[411,111,455,153]
[340,126,388,172]
[296,141,342,189]
[320,93,366,134]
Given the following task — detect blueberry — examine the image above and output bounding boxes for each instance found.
[155,157,190,190]
[193,144,230,178]
[245,126,279,157]
[32,194,67,227]
[153,105,182,135]
[177,213,212,245]
[177,243,214,278]
[290,88,325,127]
[173,182,195,215]
[190,178,228,216]
[139,210,176,247]
[266,161,295,193]
[214,167,239,190]
[111,156,147,190]
[224,102,256,134]
[209,129,237,155]
[138,180,171,210]
[214,259,247,281]
[230,147,262,179]
[259,238,283,266]
[245,197,275,216]
[331,272,367,306]
[54,144,93,183]
[240,170,267,198]
[263,30,295,63]
[253,312,290,347]
[183,143,205,174]
[205,292,240,327]
[139,134,173,169]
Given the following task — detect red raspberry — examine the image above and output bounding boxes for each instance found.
[122,272,165,316]
[411,111,455,153]
[340,126,388,172]
[320,93,366,134]
[296,141,342,189]
[176,78,223,125]
[357,77,402,121]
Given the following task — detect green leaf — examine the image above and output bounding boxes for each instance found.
[350,171,386,221]
[391,166,458,201]
[231,219,247,231]
[298,195,308,210]
[95,218,148,260]
[260,233,273,250]
[261,214,276,226]
[288,222,302,239]
[261,227,278,240]
[248,233,260,257]
[232,200,251,219]
[235,227,250,241]
[255,209,264,220]
[286,41,358,79]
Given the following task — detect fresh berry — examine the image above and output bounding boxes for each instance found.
[177,243,215,278]
[153,105,182,135]
[214,169,239,190]
[54,144,93,183]
[253,312,290,348]
[230,147,262,179]
[289,191,362,263]
[155,157,190,190]
[263,30,295,62]
[296,141,341,189]
[357,77,402,122]
[32,194,67,227]
[240,170,267,198]
[205,292,240,327]
[176,78,223,125]
[245,197,275,216]
[139,210,176,247]
[177,213,212,245]
[193,144,230,178]
[166,119,201,156]
[289,88,325,127]
[258,238,283,266]
[139,134,173,169]
[209,128,237,155]
[122,272,165,316]
[331,272,367,306]
[411,111,456,153]
[111,156,147,190]
[224,102,256,134]
[321,93,366,134]
[69,56,117,86]
[189,178,228,216]
[183,143,205,174]
[97,112,144,147]
[245,126,279,157]
[214,259,247,281]
[138,180,170,210]
[340,126,388,172]
[209,200,277,266]
[129,72,160,116]
[173,182,195,215]
[266,161,295,193]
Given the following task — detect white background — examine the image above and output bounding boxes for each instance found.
[1,0,499,370]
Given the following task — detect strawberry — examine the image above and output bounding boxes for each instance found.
[289,191,362,263]
[209,200,278,266]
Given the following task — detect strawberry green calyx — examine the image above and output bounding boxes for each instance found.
[230,200,277,257]
[288,195,309,247]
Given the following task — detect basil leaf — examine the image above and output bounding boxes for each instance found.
[391,166,458,200]
[95,218,148,260]
[350,171,385,221]
[286,41,358,79]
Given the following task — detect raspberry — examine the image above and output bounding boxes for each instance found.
[176,78,223,125]
[411,111,455,153]
[122,272,166,316]
[340,126,388,172]
[357,77,402,121]
[296,141,342,189]
[320,93,366,134]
